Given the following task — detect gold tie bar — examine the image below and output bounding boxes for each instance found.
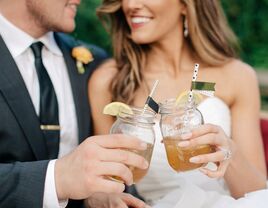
[40,125,60,131]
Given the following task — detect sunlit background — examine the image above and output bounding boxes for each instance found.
[73,0,268,109]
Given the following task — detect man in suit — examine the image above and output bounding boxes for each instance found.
[0,0,149,207]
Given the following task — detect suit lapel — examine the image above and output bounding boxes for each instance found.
[0,36,48,160]
[54,33,90,143]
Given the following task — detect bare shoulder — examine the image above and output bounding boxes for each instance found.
[222,59,258,84]
[221,59,259,104]
[88,59,118,93]
[212,59,259,105]
[88,59,117,134]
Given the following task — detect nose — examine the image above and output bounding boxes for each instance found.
[123,0,143,10]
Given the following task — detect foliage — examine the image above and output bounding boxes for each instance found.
[73,0,268,69]
[222,0,268,69]
[73,0,111,52]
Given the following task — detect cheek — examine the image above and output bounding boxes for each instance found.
[158,11,182,32]
[121,1,128,14]
[130,30,157,44]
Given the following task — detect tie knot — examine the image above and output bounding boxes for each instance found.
[30,41,44,59]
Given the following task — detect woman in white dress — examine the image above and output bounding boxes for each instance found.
[88,0,267,206]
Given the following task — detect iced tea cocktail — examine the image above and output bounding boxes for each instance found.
[160,99,215,172]
[163,136,214,171]
[110,107,156,183]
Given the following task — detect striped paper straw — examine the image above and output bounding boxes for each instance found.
[188,63,199,104]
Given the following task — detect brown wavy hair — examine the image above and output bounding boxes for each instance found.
[97,0,239,104]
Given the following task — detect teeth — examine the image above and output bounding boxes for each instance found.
[131,17,150,24]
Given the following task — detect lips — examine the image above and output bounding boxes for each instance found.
[66,4,77,13]
[130,16,152,29]
[66,0,80,17]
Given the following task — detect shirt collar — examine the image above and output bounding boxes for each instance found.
[39,32,62,56]
[0,13,62,57]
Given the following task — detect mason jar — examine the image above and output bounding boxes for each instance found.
[159,99,214,172]
[110,107,156,183]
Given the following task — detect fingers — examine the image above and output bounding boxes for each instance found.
[99,148,149,170]
[181,124,220,140]
[108,198,128,208]
[189,150,226,164]
[199,161,228,178]
[92,178,126,194]
[96,162,133,185]
[120,193,147,208]
[187,145,231,179]
[179,133,222,148]
[178,125,229,151]
[91,134,148,150]
[87,192,128,208]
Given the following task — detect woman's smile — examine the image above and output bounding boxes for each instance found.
[130,16,152,30]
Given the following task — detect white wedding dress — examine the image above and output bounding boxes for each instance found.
[135,97,268,208]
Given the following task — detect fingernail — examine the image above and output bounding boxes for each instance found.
[140,142,147,150]
[189,157,200,163]
[178,141,190,147]
[143,160,149,169]
[180,132,192,140]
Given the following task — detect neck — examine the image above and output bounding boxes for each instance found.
[0,1,47,38]
[146,32,194,76]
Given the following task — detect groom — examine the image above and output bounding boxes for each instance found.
[0,0,148,208]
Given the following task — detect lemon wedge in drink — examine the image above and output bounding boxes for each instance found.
[175,91,203,106]
[103,102,133,116]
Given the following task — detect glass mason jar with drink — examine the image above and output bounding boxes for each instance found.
[110,107,156,183]
[160,98,215,172]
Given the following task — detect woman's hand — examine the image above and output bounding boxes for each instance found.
[86,192,150,208]
[178,123,236,178]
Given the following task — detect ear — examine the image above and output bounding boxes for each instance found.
[180,0,187,16]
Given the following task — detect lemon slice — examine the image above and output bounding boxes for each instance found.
[103,102,133,116]
[175,91,203,106]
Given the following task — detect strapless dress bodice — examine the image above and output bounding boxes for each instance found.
[135,97,231,205]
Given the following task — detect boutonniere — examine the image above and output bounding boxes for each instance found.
[72,46,94,74]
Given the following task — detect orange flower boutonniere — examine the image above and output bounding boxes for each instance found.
[72,46,94,74]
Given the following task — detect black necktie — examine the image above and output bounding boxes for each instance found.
[31,42,60,159]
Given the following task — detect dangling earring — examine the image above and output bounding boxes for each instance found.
[184,17,189,38]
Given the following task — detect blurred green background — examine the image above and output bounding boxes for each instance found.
[73,0,268,109]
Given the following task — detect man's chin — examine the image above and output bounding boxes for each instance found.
[54,23,76,34]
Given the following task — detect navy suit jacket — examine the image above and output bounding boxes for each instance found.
[0,33,108,208]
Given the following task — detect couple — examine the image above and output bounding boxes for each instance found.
[0,1,267,208]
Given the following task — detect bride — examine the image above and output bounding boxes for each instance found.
[88,0,267,206]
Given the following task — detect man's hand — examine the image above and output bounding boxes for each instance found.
[86,192,150,208]
[55,134,149,200]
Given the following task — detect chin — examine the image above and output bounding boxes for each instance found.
[57,22,76,33]
[131,35,151,44]
[130,31,156,44]
[132,38,152,45]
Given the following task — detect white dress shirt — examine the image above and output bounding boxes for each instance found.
[0,13,78,208]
